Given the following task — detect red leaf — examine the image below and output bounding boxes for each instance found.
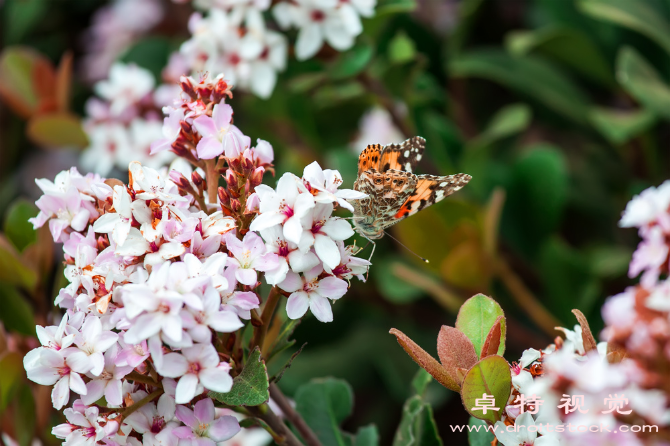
[572,309,597,353]
[436,326,478,386]
[480,316,503,358]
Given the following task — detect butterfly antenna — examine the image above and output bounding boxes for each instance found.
[384,231,429,263]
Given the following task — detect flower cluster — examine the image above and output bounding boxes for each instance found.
[24,73,369,445]
[81,63,179,176]
[174,0,376,98]
[494,181,670,445]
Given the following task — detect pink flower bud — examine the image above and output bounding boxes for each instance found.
[246,192,260,213]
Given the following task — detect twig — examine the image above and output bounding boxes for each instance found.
[205,159,219,204]
[127,371,160,387]
[493,258,562,337]
[392,263,464,313]
[247,403,305,446]
[269,383,322,446]
[251,287,281,355]
[120,389,163,419]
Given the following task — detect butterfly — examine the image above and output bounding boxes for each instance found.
[350,136,471,250]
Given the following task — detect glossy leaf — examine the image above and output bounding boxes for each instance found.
[0,46,41,118]
[579,0,670,56]
[393,370,443,446]
[294,378,354,446]
[388,32,416,64]
[0,351,23,411]
[4,199,38,252]
[460,355,511,424]
[351,425,380,446]
[455,294,506,357]
[470,103,531,148]
[27,112,88,149]
[376,0,417,15]
[588,107,656,144]
[210,348,269,406]
[616,46,670,120]
[449,50,589,123]
[3,0,48,44]
[0,285,35,336]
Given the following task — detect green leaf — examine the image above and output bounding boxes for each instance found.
[588,107,656,144]
[3,0,48,44]
[470,103,531,148]
[467,416,495,446]
[0,352,23,411]
[353,425,380,446]
[578,0,670,56]
[0,236,37,290]
[27,112,88,149]
[449,50,589,123]
[313,82,366,108]
[616,46,670,120]
[330,43,374,79]
[4,199,38,252]
[460,355,511,424]
[388,32,416,64]
[16,383,36,446]
[587,245,634,278]
[0,285,35,336]
[0,46,40,117]
[294,378,354,446]
[505,26,612,85]
[455,294,506,358]
[376,0,417,15]
[210,348,269,406]
[393,394,443,446]
[411,369,433,396]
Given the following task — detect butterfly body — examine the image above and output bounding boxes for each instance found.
[350,136,471,241]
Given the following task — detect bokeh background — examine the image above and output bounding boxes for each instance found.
[1,0,669,444]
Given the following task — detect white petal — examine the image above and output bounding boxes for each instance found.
[286,291,309,319]
[295,23,324,60]
[308,294,333,322]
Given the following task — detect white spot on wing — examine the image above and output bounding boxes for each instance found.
[404,150,410,157]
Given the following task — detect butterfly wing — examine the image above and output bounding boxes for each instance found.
[393,173,472,221]
[379,136,426,173]
[357,144,383,176]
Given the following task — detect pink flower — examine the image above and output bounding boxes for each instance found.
[183,285,243,343]
[115,339,150,368]
[125,394,179,446]
[224,231,279,286]
[52,404,113,446]
[24,348,88,410]
[219,268,260,319]
[30,186,91,242]
[173,399,240,445]
[278,265,348,322]
[158,344,234,404]
[619,180,670,230]
[260,224,320,284]
[67,316,119,376]
[81,344,132,406]
[151,107,184,155]
[193,104,247,159]
[629,226,669,287]
[297,203,355,269]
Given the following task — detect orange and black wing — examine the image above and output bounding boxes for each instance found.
[357,144,383,176]
[379,136,426,173]
[393,173,471,220]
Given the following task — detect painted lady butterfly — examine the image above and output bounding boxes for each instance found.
[350,136,471,245]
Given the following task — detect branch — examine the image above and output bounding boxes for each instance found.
[493,258,562,337]
[247,403,304,446]
[120,389,163,419]
[251,287,281,355]
[127,371,160,387]
[269,383,322,446]
[205,159,219,204]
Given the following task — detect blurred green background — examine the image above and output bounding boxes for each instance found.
[1,0,669,444]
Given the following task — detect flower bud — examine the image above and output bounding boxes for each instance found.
[230,198,242,213]
[218,186,230,205]
[225,169,237,188]
[251,166,265,187]
[192,171,204,188]
[180,75,197,99]
[245,192,260,214]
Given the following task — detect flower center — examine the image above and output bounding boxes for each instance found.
[150,416,166,434]
[57,366,71,377]
[311,10,325,21]
[277,240,289,257]
[279,200,294,218]
[304,278,318,293]
[311,219,326,234]
[240,250,252,268]
[83,427,97,438]
[194,422,210,437]
[188,362,202,375]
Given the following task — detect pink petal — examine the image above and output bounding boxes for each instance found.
[317,276,348,299]
[212,104,233,129]
[193,398,215,423]
[175,373,199,404]
[308,294,333,322]
[192,115,218,138]
[278,271,303,293]
[208,416,241,442]
[286,291,309,319]
[314,234,340,269]
[159,353,190,378]
[196,136,223,160]
[235,268,257,286]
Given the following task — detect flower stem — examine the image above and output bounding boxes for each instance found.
[251,287,281,355]
[248,403,304,446]
[127,371,160,386]
[269,383,322,446]
[205,159,219,204]
[120,389,163,419]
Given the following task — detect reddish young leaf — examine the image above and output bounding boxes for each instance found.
[436,326,478,386]
[390,328,459,392]
[606,342,627,364]
[56,51,73,112]
[480,316,503,358]
[32,56,58,114]
[572,309,597,353]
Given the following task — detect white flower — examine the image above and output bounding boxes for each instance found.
[350,107,404,153]
[278,265,348,322]
[52,405,109,446]
[298,203,355,269]
[183,285,243,343]
[619,180,670,230]
[81,122,131,176]
[129,162,187,203]
[81,344,132,406]
[224,231,280,285]
[273,0,365,60]
[302,162,366,211]
[24,348,88,410]
[67,316,119,376]
[125,394,180,446]
[260,224,321,284]
[92,185,149,246]
[250,172,315,244]
[159,343,234,404]
[494,412,559,446]
[94,63,155,115]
